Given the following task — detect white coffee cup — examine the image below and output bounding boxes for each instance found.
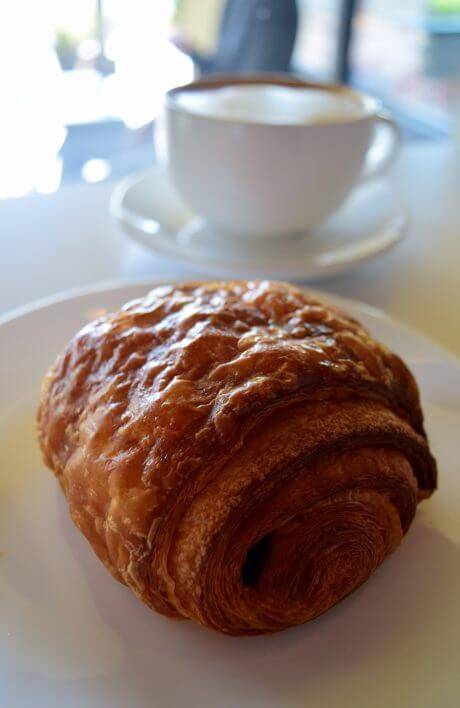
[161,75,399,240]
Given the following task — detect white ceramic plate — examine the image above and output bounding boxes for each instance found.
[110,167,408,280]
[1,280,459,708]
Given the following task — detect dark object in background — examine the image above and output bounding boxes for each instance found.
[178,0,298,75]
[336,0,359,84]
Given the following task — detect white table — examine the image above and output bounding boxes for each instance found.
[1,142,459,354]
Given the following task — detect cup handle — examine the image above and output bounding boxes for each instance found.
[360,111,401,182]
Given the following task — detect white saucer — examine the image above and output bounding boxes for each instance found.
[111,166,408,280]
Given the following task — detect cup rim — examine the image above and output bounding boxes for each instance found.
[165,73,381,127]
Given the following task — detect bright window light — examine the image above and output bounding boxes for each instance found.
[81,158,112,183]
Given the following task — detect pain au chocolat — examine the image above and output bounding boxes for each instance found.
[37,281,436,635]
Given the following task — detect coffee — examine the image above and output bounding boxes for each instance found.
[171,84,364,126]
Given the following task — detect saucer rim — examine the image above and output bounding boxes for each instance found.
[110,167,409,280]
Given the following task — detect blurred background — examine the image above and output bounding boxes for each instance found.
[0,0,459,200]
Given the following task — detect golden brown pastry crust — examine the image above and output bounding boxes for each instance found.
[37,281,436,634]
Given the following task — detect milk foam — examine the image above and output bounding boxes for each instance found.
[172,84,365,125]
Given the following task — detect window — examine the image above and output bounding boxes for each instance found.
[0,0,457,199]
